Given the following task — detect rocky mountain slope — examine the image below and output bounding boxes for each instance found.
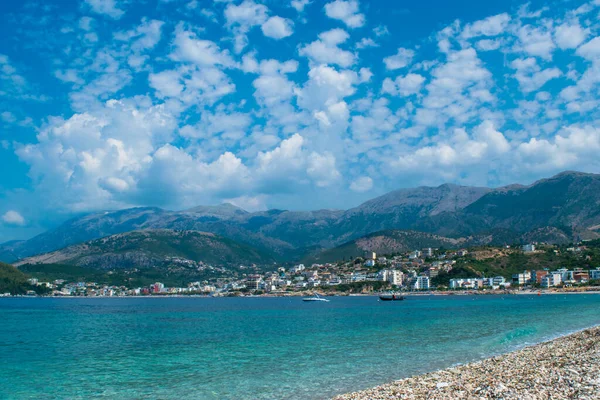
[304,230,474,264]
[2,171,600,263]
[15,229,275,270]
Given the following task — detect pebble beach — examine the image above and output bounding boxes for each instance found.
[334,326,600,400]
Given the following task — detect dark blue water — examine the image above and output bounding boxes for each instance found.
[1,295,599,399]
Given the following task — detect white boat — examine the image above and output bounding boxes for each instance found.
[302,293,330,302]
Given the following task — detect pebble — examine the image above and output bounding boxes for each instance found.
[333,326,600,400]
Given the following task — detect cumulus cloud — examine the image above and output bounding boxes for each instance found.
[382,73,425,96]
[392,121,510,173]
[84,0,125,19]
[224,0,269,53]
[324,0,365,28]
[517,126,600,172]
[511,57,562,93]
[554,21,588,50]
[576,37,600,61]
[297,64,358,112]
[383,48,415,70]
[257,134,341,188]
[261,16,294,39]
[461,13,511,39]
[291,0,310,12]
[6,0,600,231]
[356,38,378,49]
[2,211,25,226]
[350,176,373,192]
[517,24,556,60]
[299,28,356,67]
[170,27,234,67]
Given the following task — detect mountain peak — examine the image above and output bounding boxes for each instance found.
[185,203,248,217]
[551,170,597,179]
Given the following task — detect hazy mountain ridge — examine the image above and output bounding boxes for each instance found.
[15,229,276,270]
[3,171,600,263]
[304,226,581,264]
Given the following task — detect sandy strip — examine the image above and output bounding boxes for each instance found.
[334,326,600,399]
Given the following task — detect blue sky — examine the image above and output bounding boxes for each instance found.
[1,0,600,242]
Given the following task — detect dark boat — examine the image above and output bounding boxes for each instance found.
[379,293,405,301]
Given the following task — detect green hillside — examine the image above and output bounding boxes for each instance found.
[16,229,276,270]
[0,262,48,295]
[304,230,468,264]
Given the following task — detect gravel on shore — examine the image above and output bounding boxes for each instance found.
[334,326,600,399]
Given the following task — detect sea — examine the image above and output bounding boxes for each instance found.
[1,294,599,399]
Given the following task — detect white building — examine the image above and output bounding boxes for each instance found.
[590,269,600,280]
[450,278,482,289]
[365,259,375,267]
[522,244,536,253]
[491,276,506,286]
[292,264,305,273]
[365,252,376,260]
[423,248,433,257]
[541,272,562,288]
[512,271,532,285]
[387,270,403,286]
[555,268,574,283]
[411,276,430,290]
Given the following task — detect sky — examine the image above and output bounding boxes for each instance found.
[1,0,600,242]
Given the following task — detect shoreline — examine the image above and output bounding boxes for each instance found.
[3,289,600,298]
[333,325,600,399]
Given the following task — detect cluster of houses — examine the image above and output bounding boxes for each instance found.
[512,268,600,288]
[23,278,220,297]
[232,248,462,293]
[449,276,511,290]
[18,242,600,296]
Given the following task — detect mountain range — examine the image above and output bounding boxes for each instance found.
[3,171,600,267]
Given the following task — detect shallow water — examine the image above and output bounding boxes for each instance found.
[1,295,599,399]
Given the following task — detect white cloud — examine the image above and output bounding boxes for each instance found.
[358,67,372,83]
[224,0,270,53]
[84,0,125,19]
[392,121,510,172]
[1,111,17,124]
[476,39,503,51]
[299,28,356,67]
[416,48,493,127]
[298,64,358,111]
[461,13,511,39]
[225,0,268,26]
[324,0,365,28]
[576,37,600,61]
[511,57,562,93]
[257,134,341,188]
[554,22,588,50]
[1,210,25,226]
[350,176,373,192]
[383,48,415,70]
[382,73,425,96]
[356,38,378,49]
[517,125,600,171]
[8,0,600,221]
[307,152,341,187]
[261,16,294,39]
[114,19,164,51]
[291,0,310,12]
[149,70,184,98]
[517,24,556,60]
[373,25,389,37]
[170,28,234,67]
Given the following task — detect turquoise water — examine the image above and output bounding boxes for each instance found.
[1,295,599,399]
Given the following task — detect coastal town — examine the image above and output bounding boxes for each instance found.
[8,243,600,297]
